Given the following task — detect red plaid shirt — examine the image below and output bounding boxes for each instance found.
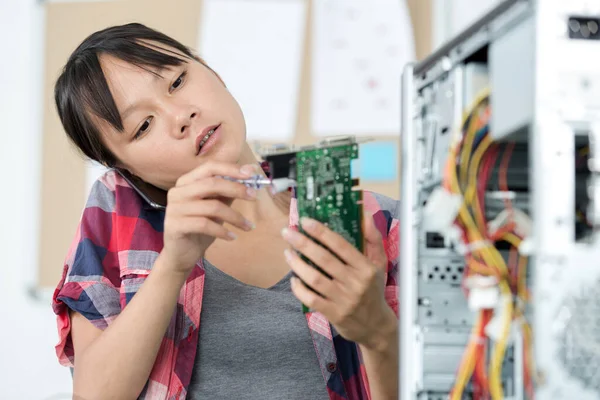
[52,170,399,399]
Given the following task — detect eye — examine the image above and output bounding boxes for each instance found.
[170,71,187,93]
[134,117,153,139]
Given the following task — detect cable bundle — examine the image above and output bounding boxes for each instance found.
[442,89,536,400]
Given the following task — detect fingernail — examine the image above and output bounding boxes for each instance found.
[240,164,256,177]
[227,231,237,240]
[290,277,299,288]
[300,217,316,229]
[284,248,294,263]
[244,219,256,230]
[281,227,300,244]
[246,187,257,198]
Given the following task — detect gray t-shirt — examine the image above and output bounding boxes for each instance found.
[187,260,330,400]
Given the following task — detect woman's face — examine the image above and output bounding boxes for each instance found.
[96,51,247,190]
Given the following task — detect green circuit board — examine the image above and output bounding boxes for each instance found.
[295,140,363,313]
[295,143,363,250]
[262,136,364,313]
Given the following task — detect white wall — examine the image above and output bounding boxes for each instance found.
[432,0,504,48]
[0,0,72,398]
[449,0,504,37]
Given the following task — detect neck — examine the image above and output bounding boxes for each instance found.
[231,144,291,224]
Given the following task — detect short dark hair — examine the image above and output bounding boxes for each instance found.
[55,23,195,167]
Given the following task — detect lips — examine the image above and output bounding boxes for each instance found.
[196,124,220,155]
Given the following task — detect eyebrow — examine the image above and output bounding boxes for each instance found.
[120,66,167,121]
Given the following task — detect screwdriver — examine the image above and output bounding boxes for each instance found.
[221,175,296,194]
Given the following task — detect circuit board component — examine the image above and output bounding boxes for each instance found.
[262,136,364,312]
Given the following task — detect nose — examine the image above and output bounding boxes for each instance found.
[173,109,199,139]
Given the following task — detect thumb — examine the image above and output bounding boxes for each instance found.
[363,212,387,270]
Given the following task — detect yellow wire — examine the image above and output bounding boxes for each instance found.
[448,87,535,399]
[495,232,534,398]
[500,233,529,301]
[522,320,537,389]
[447,91,506,279]
[465,135,493,231]
[459,113,479,188]
[452,101,534,399]
[518,255,528,301]
[450,154,508,278]
[446,87,530,400]
[459,88,491,135]
[489,280,514,400]
[464,135,492,204]
[458,89,491,187]
[503,234,536,394]
[467,256,500,277]
[450,311,483,400]
[446,88,513,398]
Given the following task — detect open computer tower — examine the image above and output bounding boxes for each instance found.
[400,1,600,399]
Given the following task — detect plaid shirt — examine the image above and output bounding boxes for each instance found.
[52,169,399,399]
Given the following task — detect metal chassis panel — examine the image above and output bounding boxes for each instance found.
[400,0,600,399]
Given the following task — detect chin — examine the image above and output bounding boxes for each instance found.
[205,128,248,165]
[215,143,247,166]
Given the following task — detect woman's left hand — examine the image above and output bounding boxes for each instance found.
[281,214,397,352]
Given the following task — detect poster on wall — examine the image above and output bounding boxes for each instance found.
[199,0,306,142]
[311,0,416,136]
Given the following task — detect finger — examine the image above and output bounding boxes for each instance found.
[167,217,237,241]
[363,213,388,270]
[284,249,345,301]
[176,162,258,186]
[299,217,366,268]
[290,276,335,315]
[281,228,351,283]
[175,199,254,232]
[172,177,257,202]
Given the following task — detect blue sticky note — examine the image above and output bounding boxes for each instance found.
[351,142,398,181]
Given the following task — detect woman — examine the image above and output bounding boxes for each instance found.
[52,23,399,400]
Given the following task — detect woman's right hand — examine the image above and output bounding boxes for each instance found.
[160,162,258,276]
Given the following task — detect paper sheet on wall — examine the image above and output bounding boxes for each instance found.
[199,0,306,142]
[311,0,415,136]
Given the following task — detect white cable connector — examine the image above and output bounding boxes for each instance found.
[488,208,532,238]
[487,190,516,200]
[444,225,464,253]
[453,238,494,256]
[465,275,500,311]
[484,294,516,343]
[465,239,493,252]
[518,237,534,255]
[422,186,463,232]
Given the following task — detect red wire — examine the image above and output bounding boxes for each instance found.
[478,146,499,234]
[473,309,492,400]
[499,143,515,212]
[489,222,516,242]
[508,247,519,292]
